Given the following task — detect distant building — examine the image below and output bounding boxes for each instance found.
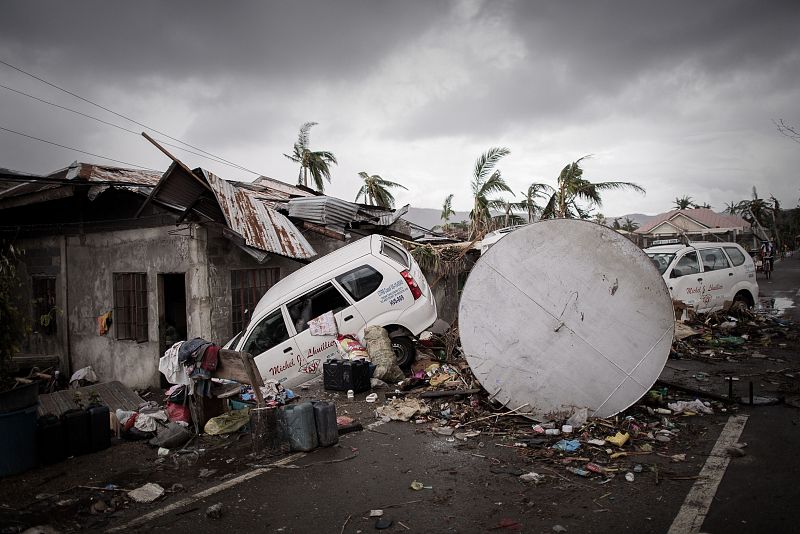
[635,208,755,248]
[1,160,409,388]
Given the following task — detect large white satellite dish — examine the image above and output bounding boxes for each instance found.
[459,219,674,419]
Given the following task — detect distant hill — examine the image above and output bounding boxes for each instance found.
[405,206,471,230]
[608,213,655,228]
[406,207,656,231]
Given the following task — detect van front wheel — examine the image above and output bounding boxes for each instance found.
[391,336,416,369]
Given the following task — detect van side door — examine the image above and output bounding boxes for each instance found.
[666,251,705,311]
[698,247,733,311]
[239,307,303,386]
[287,282,366,376]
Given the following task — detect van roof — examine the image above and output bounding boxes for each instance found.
[644,242,744,254]
[251,234,381,318]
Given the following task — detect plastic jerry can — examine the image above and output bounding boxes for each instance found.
[86,404,111,452]
[37,414,67,465]
[323,359,346,391]
[61,408,91,457]
[282,402,318,452]
[0,405,38,477]
[312,401,338,447]
[345,359,371,393]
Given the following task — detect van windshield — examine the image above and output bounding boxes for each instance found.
[646,252,675,275]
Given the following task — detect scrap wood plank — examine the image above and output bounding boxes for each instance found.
[213,350,263,386]
[38,380,144,417]
[213,350,265,405]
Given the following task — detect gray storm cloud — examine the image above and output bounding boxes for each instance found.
[1,0,798,215]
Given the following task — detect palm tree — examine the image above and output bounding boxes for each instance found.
[673,195,695,210]
[539,156,645,219]
[283,122,338,192]
[494,199,526,228]
[620,216,640,232]
[469,147,512,238]
[441,194,455,232]
[354,172,407,208]
[724,201,741,215]
[519,183,550,222]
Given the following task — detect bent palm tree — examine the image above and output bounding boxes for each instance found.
[469,147,512,238]
[284,122,338,192]
[519,183,551,222]
[539,156,645,219]
[354,172,407,208]
[441,194,455,231]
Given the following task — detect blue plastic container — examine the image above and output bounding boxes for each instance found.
[312,401,339,447]
[0,404,38,477]
[282,402,318,452]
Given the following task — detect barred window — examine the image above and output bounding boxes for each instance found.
[231,268,280,333]
[113,273,148,342]
[32,276,57,335]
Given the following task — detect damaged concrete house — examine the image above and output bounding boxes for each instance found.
[0,158,410,389]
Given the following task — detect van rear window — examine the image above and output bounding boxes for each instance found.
[336,265,383,301]
[724,246,746,267]
[381,240,410,268]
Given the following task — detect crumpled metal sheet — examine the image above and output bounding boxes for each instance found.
[203,170,315,260]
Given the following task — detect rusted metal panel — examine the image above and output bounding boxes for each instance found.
[249,176,316,200]
[80,164,162,186]
[203,170,316,260]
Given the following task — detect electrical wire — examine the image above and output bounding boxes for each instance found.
[0,82,256,173]
[0,125,158,170]
[0,58,263,175]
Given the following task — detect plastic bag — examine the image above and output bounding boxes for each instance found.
[166,401,191,423]
[204,408,251,435]
[149,422,193,448]
[336,334,369,361]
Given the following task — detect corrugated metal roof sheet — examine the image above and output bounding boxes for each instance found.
[0,162,162,204]
[204,170,316,260]
[358,203,409,226]
[251,176,317,200]
[79,163,162,185]
[288,196,361,226]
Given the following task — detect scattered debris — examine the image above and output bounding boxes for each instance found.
[127,483,165,504]
[205,502,224,519]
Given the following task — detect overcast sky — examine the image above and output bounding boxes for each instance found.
[1,0,799,218]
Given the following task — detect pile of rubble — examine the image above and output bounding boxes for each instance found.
[368,330,736,486]
[671,302,798,361]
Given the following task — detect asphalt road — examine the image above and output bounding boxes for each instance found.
[701,252,800,534]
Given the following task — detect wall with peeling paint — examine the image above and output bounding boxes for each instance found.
[65,226,199,388]
[204,225,302,345]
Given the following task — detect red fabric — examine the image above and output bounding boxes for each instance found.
[166,402,191,423]
[200,344,220,371]
[123,412,139,431]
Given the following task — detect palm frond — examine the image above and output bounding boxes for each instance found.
[478,171,513,197]
[297,122,317,149]
[473,147,511,183]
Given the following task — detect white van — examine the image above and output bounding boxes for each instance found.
[644,242,759,313]
[230,235,437,388]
